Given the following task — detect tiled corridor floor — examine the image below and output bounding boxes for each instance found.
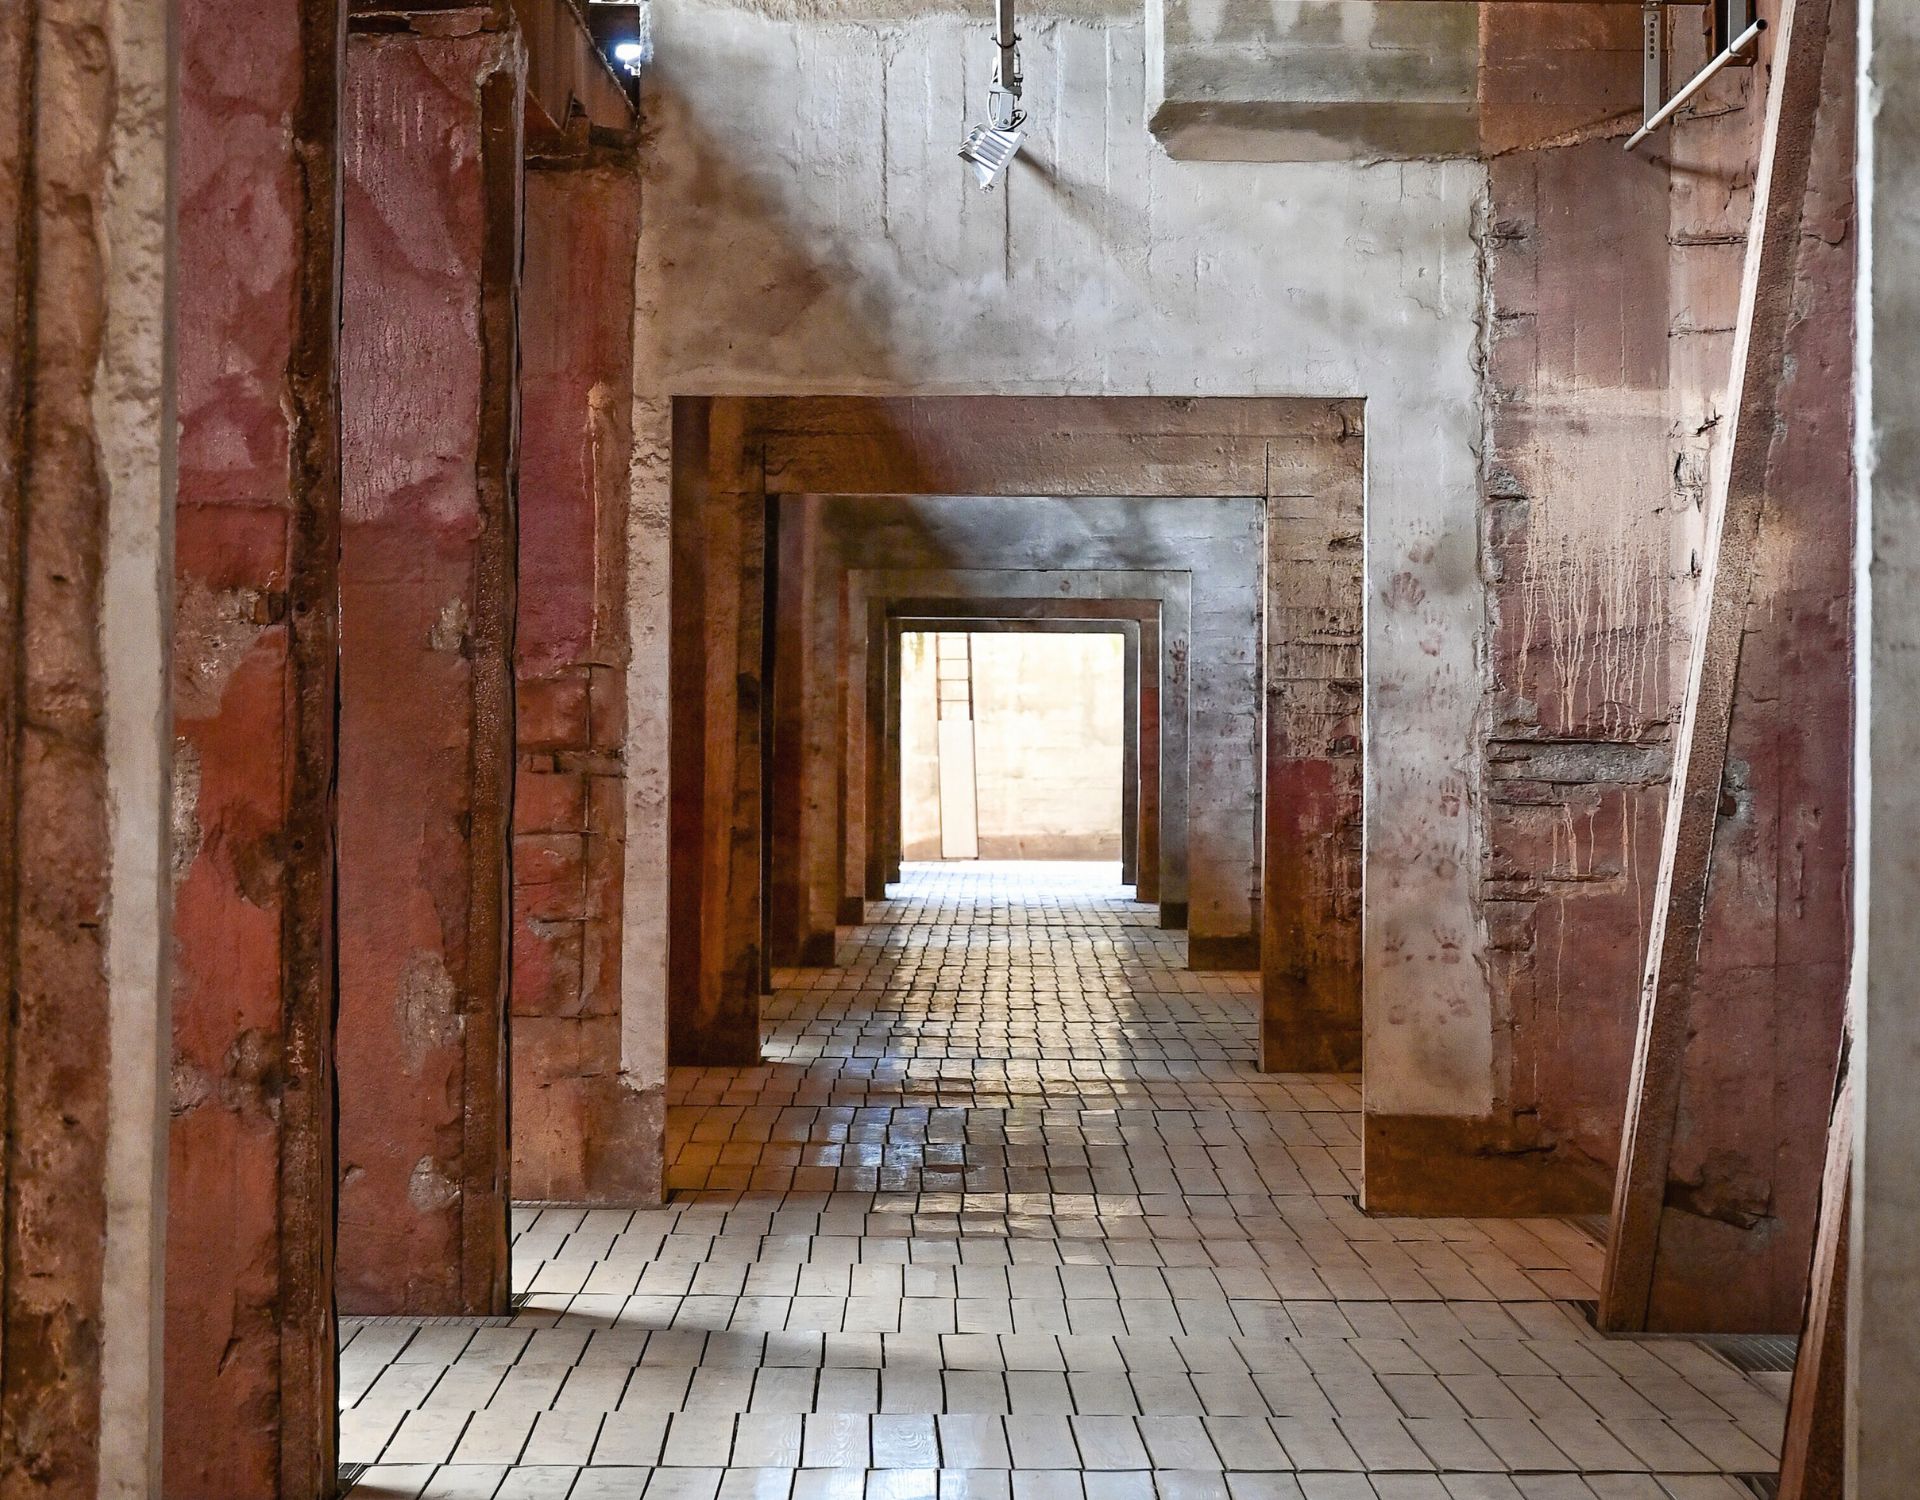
[344,863,1786,1499]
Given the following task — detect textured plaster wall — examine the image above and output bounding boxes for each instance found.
[628,1,1491,1118]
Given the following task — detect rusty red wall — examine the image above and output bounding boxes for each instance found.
[337,23,522,1315]
[1468,5,1855,1320]
[512,154,660,1202]
[1454,5,1678,1210]
[166,0,343,1487]
[1644,1,1856,1333]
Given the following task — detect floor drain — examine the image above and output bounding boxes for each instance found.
[1705,1333,1800,1374]
[1735,1476,1781,1499]
[338,1463,370,1492]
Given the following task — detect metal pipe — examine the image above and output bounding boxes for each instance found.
[994,0,1020,119]
[1625,18,1765,150]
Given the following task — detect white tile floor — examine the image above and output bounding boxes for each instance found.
[343,863,1785,1499]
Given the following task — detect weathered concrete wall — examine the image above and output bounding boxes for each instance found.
[337,21,523,1314]
[0,0,172,1490]
[1853,0,1920,1476]
[901,631,1127,860]
[1263,427,1364,1073]
[1428,1,1855,1263]
[1464,72,1678,1210]
[513,153,660,1204]
[166,0,343,1489]
[1151,0,1479,161]
[622,0,1552,1161]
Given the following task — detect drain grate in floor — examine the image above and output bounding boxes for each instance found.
[338,1463,370,1492]
[1736,1475,1781,1499]
[1706,1333,1800,1373]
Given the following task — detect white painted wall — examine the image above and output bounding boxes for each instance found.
[625,0,1493,1118]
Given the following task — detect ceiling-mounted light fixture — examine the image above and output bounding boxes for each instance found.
[958,0,1024,189]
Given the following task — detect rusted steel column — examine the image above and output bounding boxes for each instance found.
[1599,0,1840,1334]
[336,17,524,1315]
[510,146,656,1203]
[165,0,344,1487]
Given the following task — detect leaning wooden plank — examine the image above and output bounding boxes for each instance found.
[1776,1051,1851,1500]
[1597,0,1837,1332]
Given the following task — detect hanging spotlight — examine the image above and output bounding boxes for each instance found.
[959,0,1024,189]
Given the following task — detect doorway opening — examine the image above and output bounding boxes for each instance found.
[899,628,1127,868]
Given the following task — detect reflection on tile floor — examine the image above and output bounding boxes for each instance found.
[344,862,1785,1499]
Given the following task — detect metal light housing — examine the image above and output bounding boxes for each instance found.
[959,119,1024,190]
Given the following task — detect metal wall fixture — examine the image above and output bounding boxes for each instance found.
[958,0,1025,188]
[1627,0,1764,151]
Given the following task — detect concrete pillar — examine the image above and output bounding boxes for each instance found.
[337,16,524,1314]
[0,0,171,1488]
[1852,0,1920,1484]
[165,0,343,1488]
[1261,443,1365,1072]
[771,496,839,966]
[511,149,659,1203]
[667,402,766,1065]
[1137,616,1163,905]
[1121,625,1139,884]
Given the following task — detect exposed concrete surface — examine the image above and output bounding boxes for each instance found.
[628,9,1489,1117]
[1150,0,1479,161]
[1851,0,1920,1482]
[95,0,174,1488]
